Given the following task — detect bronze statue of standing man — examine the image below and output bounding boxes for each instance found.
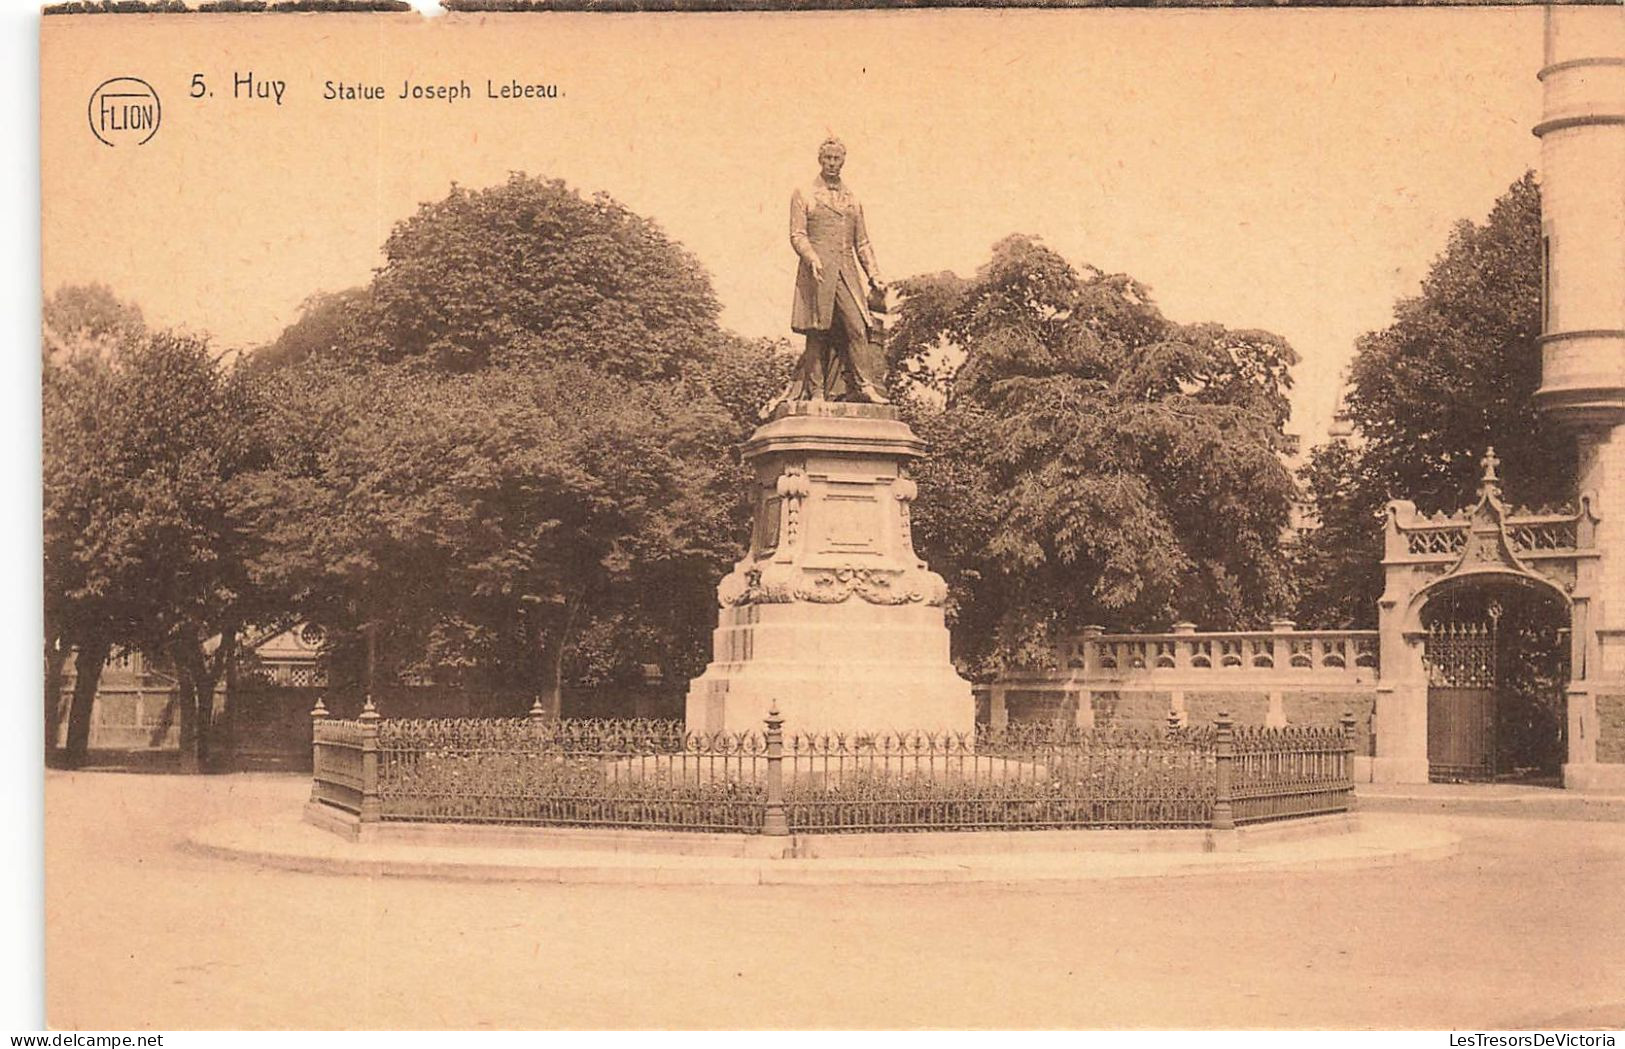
[776,137,890,407]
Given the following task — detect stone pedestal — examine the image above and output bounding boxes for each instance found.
[686,401,975,737]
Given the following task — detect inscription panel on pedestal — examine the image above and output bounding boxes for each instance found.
[819,483,882,555]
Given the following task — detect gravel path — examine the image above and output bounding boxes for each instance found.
[44,771,1625,1030]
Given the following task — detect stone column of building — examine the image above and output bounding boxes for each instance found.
[1373,503,1432,784]
[1533,6,1625,791]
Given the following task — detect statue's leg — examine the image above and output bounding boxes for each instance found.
[794,331,835,401]
[848,337,890,404]
[829,283,888,403]
[828,283,871,401]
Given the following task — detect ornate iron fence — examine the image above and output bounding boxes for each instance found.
[781,724,1216,831]
[376,717,766,831]
[1227,722,1356,825]
[310,705,1354,834]
[309,705,367,815]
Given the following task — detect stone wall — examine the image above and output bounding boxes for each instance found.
[1184,691,1269,727]
[57,682,684,764]
[1596,694,1625,764]
[1006,689,1079,725]
[1090,690,1171,730]
[984,681,1378,742]
[51,687,180,750]
[1282,692,1377,756]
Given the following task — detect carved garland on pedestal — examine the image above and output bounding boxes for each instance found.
[714,463,948,608]
[796,565,943,605]
[721,560,949,608]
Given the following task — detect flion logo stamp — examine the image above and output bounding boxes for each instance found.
[88,77,161,147]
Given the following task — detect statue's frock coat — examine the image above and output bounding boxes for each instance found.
[790,179,878,334]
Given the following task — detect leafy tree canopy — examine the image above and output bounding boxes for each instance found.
[362,174,724,376]
[1294,172,1568,627]
[1344,173,1566,513]
[243,357,744,696]
[248,287,373,373]
[45,301,260,652]
[896,235,1300,674]
[44,286,266,764]
[43,282,144,361]
[242,175,791,699]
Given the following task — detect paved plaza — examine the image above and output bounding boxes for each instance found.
[41,771,1625,1030]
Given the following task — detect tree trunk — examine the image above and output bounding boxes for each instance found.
[172,635,233,774]
[171,651,201,775]
[203,627,237,773]
[217,628,239,773]
[44,636,69,756]
[64,636,110,768]
[171,630,237,776]
[536,595,581,720]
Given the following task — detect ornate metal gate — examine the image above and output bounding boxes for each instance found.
[1425,621,1498,781]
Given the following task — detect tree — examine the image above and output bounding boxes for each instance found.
[246,287,373,373]
[43,282,144,360]
[242,175,792,708]
[1294,173,1567,627]
[894,235,1300,675]
[1290,439,1385,629]
[41,284,146,751]
[44,288,265,767]
[367,174,723,376]
[245,357,743,713]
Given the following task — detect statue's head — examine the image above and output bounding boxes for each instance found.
[817,137,846,180]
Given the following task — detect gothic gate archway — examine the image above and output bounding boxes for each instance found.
[1375,449,1589,785]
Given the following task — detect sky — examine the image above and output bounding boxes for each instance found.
[40,7,1548,445]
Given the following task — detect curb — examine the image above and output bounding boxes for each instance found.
[182,814,1461,886]
[1357,792,1625,817]
[1359,793,1625,805]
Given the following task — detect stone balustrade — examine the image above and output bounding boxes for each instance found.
[1059,622,1379,681]
[984,621,1381,778]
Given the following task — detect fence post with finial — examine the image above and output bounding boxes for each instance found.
[1341,709,1358,809]
[358,696,381,826]
[763,703,788,837]
[309,696,329,802]
[1212,711,1235,831]
[1166,707,1182,739]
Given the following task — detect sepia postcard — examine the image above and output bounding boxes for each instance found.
[36,2,1625,1036]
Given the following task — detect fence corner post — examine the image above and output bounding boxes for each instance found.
[1341,709,1359,807]
[1212,710,1235,831]
[358,696,381,825]
[763,703,788,837]
[308,696,328,801]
